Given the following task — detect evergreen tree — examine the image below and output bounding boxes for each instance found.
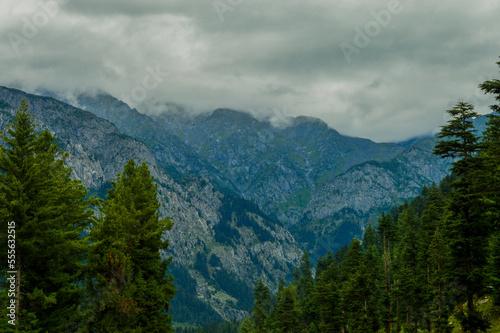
[341,238,378,333]
[0,100,92,331]
[296,252,315,328]
[297,252,314,302]
[376,212,396,333]
[393,208,420,332]
[427,226,453,333]
[315,250,333,278]
[274,285,300,333]
[433,102,490,332]
[313,263,341,332]
[240,317,255,333]
[479,60,500,308]
[252,279,271,333]
[85,159,175,332]
[488,233,500,306]
[417,184,447,332]
[362,223,379,252]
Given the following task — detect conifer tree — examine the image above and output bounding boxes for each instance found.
[0,99,92,331]
[252,279,271,333]
[274,285,300,333]
[362,223,379,252]
[85,159,175,332]
[296,252,315,328]
[428,226,453,333]
[296,252,314,303]
[488,234,500,306]
[376,212,396,333]
[313,263,341,332]
[433,102,490,332]
[417,184,447,331]
[341,239,379,333]
[393,208,420,332]
[479,57,500,307]
[240,316,255,333]
[315,250,333,278]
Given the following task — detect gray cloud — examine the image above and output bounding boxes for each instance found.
[0,0,499,142]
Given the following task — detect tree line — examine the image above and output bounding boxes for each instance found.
[0,99,175,332]
[240,59,500,333]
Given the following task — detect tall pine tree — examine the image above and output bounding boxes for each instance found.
[479,57,500,307]
[252,279,271,333]
[0,99,92,331]
[433,102,490,332]
[85,159,175,332]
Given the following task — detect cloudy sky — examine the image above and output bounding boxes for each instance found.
[1,0,499,142]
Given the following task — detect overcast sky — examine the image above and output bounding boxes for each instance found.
[1,0,499,142]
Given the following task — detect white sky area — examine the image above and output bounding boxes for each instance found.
[0,0,499,142]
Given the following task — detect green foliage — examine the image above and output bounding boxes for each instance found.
[489,233,500,306]
[252,279,271,332]
[434,102,492,331]
[274,285,301,332]
[84,159,175,332]
[239,317,255,333]
[0,99,92,331]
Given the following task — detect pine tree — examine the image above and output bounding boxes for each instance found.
[417,184,447,331]
[479,57,500,307]
[0,99,92,331]
[362,223,379,252]
[428,226,453,333]
[376,212,396,333]
[274,285,300,333]
[297,252,313,302]
[295,252,315,328]
[433,102,490,332]
[341,238,378,333]
[393,208,420,332]
[85,159,175,332]
[252,279,271,333]
[488,233,500,306]
[315,250,333,278]
[313,263,341,332]
[240,317,255,333]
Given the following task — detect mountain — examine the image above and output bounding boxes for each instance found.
[71,92,455,256]
[4,86,487,323]
[0,86,303,323]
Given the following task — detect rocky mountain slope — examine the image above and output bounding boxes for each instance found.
[0,86,303,323]
[71,92,456,256]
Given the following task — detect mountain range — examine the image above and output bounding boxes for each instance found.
[0,85,470,324]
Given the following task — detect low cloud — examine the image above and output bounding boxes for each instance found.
[0,0,499,142]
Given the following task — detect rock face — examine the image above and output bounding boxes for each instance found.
[71,92,456,252]
[0,87,303,323]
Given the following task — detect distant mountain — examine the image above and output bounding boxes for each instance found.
[72,92,457,256]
